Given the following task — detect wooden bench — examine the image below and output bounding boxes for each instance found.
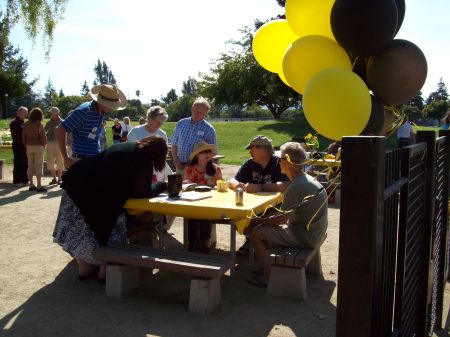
[267,236,326,300]
[93,244,230,314]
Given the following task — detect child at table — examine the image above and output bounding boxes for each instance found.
[185,142,222,253]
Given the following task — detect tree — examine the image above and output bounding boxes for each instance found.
[55,95,90,117]
[93,59,116,85]
[58,88,65,97]
[199,27,300,119]
[422,100,450,120]
[80,80,89,96]
[0,42,36,117]
[426,78,449,104]
[150,99,163,107]
[181,77,198,96]
[406,91,424,110]
[43,78,57,108]
[0,1,67,66]
[136,90,141,99]
[166,95,194,121]
[161,89,178,105]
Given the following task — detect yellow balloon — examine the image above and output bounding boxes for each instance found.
[278,72,291,87]
[252,19,298,74]
[303,68,371,140]
[282,35,351,94]
[286,0,335,40]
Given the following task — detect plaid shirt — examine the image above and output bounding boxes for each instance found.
[169,117,217,163]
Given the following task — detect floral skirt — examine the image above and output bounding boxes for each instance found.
[53,191,127,266]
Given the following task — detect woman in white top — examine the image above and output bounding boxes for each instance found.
[120,116,133,142]
[127,106,168,143]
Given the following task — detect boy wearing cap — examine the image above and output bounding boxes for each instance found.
[56,84,127,169]
[229,135,289,255]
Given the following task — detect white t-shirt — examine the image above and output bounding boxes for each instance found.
[121,123,133,137]
[127,124,168,143]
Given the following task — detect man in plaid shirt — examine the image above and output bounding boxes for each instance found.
[169,97,217,177]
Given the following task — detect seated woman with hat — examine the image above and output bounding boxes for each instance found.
[185,141,222,253]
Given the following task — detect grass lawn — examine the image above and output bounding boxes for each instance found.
[0,117,436,166]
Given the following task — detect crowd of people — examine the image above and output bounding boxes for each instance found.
[9,83,329,287]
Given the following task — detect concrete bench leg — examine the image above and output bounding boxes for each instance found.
[105,264,140,299]
[210,223,217,249]
[268,266,307,300]
[189,277,221,314]
[306,250,323,276]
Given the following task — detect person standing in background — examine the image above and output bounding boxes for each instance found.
[10,106,29,185]
[169,97,217,178]
[45,107,64,184]
[23,108,47,192]
[121,116,133,142]
[397,120,415,148]
[99,120,108,151]
[112,118,122,144]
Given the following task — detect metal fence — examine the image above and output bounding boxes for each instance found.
[336,130,449,337]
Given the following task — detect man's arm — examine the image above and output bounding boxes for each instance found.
[171,145,184,170]
[56,125,75,169]
[244,210,292,235]
[228,177,245,190]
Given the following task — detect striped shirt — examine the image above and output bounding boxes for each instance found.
[169,117,217,163]
[61,101,103,157]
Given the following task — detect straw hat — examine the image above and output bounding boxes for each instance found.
[89,84,127,110]
[189,141,216,161]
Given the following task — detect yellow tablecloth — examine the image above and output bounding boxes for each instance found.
[125,189,283,234]
[309,158,341,168]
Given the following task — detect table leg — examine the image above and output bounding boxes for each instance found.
[230,221,236,276]
[183,217,188,251]
[158,215,165,249]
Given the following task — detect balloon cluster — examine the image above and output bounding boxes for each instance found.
[252,0,427,140]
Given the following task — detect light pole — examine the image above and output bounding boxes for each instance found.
[3,93,8,119]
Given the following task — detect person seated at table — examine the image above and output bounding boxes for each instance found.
[228,135,289,255]
[246,141,328,287]
[185,141,222,254]
[53,136,168,282]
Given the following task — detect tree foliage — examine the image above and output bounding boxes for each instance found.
[426,78,448,104]
[181,77,198,96]
[161,89,178,105]
[1,0,68,62]
[93,59,116,85]
[199,27,300,119]
[80,80,89,96]
[422,100,450,120]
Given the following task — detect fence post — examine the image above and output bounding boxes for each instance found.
[336,136,386,337]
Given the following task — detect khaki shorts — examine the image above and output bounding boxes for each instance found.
[261,223,304,248]
[26,145,44,177]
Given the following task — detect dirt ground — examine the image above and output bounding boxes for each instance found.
[0,164,447,337]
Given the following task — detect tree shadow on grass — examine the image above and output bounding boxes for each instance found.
[0,259,337,337]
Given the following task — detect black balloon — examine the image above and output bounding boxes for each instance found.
[394,0,405,35]
[361,96,384,135]
[331,0,398,56]
[367,39,427,105]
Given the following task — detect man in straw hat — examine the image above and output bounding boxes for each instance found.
[246,141,328,287]
[56,83,127,169]
[228,135,289,256]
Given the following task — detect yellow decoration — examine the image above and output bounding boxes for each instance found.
[282,35,351,94]
[303,68,371,140]
[252,19,299,74]
[286,0,335,40]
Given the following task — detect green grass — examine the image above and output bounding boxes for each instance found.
[0,117,442,166]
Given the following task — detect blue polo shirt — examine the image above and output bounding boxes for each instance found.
[169,117,217,163]
[61,101,103,157]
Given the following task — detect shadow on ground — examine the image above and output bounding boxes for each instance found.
[0,259,337,337]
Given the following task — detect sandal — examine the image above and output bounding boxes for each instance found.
[246,274,268,288]
[29,186,37,191]
[36,187,47,192]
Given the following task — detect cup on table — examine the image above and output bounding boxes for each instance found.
[216,179,228,192]
[168,174,182,198]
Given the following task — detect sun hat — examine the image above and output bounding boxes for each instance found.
[89,84,127,110]
[245,135,274,152]
[189,141,216,161]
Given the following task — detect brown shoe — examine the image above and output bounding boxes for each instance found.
[50,178,58,185]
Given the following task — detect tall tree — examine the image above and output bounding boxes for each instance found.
[0,1,68,65]
[406,91,424,110]
[44,78,57,108]
[80,80,89,96]
[93,59,116,85]
[136,90,141,99]
[181,77,198,96]
[58,88,65,97]
[0,42,36,117]
[199,27,300,119]
[161,89,178,105]
[426,78,448,104]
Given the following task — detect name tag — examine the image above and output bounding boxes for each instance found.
[88,127,97,140]
[197,131,205,136]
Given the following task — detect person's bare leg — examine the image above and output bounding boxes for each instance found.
[76,257,97,276]
[249,227,271,282]
[36,175,42,188]
[50,168,56,181]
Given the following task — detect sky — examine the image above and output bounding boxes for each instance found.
[7,0,450,104]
